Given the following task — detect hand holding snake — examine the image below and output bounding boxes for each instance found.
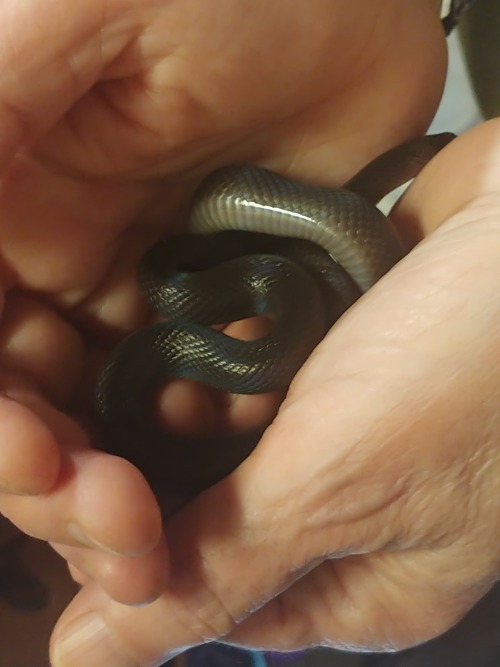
[0,2,498,667]
[94,133,453,495]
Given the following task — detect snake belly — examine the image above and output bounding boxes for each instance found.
[94,133,454,496]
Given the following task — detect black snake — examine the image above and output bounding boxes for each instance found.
[95,133,454,496]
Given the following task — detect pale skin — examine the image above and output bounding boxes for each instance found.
[0,0,498,665]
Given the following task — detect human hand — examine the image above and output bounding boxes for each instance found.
[0,0,446,660]
[0,0,445,608]
[48,117,500,666]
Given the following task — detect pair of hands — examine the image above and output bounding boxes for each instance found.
[0,0,498,665]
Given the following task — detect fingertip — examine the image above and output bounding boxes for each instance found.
[0,395,61,494]
[74,452,163,557]
[57,537,170,606]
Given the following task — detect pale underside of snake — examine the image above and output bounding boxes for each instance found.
[94,133,454,496]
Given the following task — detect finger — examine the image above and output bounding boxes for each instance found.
[0,280,68,494]
[0,292,85,406]
[0,381,62,495]
[51,536,169,606]
[0,390,163,556]
[0,289,85,494]
[1,446,163,558]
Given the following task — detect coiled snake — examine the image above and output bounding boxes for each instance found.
[95,133,454,495]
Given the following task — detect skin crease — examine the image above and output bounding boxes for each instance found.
[0,0,497,664]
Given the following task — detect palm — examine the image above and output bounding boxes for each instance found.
[33,0,441,179]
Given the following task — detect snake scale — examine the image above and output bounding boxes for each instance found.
[95,133,454,496]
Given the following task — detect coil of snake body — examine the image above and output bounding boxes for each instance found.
[95,133,454,495]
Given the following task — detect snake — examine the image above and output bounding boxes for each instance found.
[94,133,454,496]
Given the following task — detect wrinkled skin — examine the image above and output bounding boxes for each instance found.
[0,1,499,666]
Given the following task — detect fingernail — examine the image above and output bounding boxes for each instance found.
[52,613,137,667]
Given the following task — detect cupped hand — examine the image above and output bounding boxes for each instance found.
[0,0,449,660]
[49,118,500,667]
[0,0,444,607]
